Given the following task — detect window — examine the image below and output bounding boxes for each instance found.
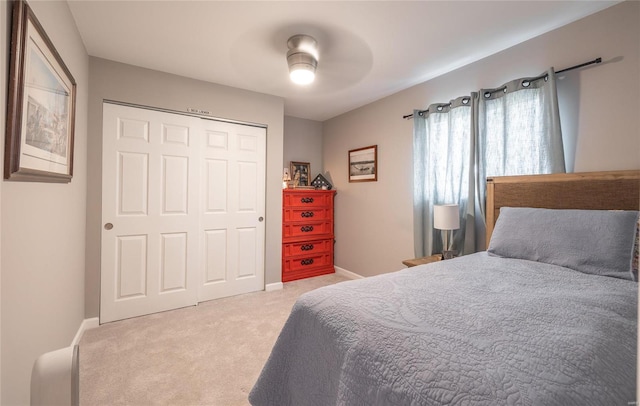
[413,69,565,257]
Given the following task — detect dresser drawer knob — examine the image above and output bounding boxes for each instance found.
[301,258,315,266]
[301,225,314,232]
[301,211,314,218]
[300,197,315,204]
[301,244,314,251]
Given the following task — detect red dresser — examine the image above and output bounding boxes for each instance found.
[282,189,336,282]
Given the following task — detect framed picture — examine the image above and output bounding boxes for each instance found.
[290,161,310,187]
[349,145,377,182]
[5,0,77,182]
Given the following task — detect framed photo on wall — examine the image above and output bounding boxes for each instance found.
[5,0,77,183]
[290,161,310,187]
[349,145,377,182]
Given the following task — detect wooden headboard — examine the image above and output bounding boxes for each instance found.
[486,170,640,246]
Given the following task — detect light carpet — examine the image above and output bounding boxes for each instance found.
[80,273,349,405]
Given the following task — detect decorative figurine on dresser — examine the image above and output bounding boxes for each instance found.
[282,189,336,282]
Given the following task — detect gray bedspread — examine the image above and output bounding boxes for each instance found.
[249,252,637,406]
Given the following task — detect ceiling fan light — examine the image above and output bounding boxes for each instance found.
[290,67,315,85]
[286,34,318,85]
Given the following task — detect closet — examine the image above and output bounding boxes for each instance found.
[101,102,266,323]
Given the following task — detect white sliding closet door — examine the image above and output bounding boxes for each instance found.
[198,120,266,302]
[101,103,266,323]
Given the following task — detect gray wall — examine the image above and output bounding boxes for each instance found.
[284,116,324,183]
[85,58,285,317]
[1,1,89,404]
[323,1,640,278]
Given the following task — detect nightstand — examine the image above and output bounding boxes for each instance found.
[402,254,442,267]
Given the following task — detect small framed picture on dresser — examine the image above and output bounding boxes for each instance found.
[290,161,310,187]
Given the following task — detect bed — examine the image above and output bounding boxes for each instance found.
[250,170,639,406]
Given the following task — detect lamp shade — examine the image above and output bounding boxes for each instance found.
[434,204,460,230]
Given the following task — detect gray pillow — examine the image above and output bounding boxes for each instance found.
[487,207,639,280]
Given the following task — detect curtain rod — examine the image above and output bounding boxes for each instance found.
[402,57,602,120]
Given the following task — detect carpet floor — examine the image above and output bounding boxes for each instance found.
[79,273,349,405]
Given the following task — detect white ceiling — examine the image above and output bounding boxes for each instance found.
[67,1,618,121]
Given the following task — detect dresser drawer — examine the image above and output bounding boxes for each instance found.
[283,239,332,257]
[283,191,333,208]
[283,252,333,274]
[283,220,333,240]
[283,207,332,222]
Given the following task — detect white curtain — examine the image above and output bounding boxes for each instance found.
[413,68,565,257]
[413,96,472,257]
[476,68,566,221]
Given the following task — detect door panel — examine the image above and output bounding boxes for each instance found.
[204,229,227,284]
[118,117,149,142]
[161,155,189,214]
[238,161,258,211]
[118,152,148,215]
[162,123,189,145]
[237,228,257,278]
[205,159,228,212]
[160,232,188,292]
[116,235,147,299]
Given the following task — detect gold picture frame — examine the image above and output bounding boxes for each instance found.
[290,161,310,187]
[5,0,77,182]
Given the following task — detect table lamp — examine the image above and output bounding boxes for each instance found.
[434,204,460,259]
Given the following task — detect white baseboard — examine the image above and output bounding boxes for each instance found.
[334,266,365,280]
[266,267,363,289]
[265,282,283,292]
[72,317,99,346]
